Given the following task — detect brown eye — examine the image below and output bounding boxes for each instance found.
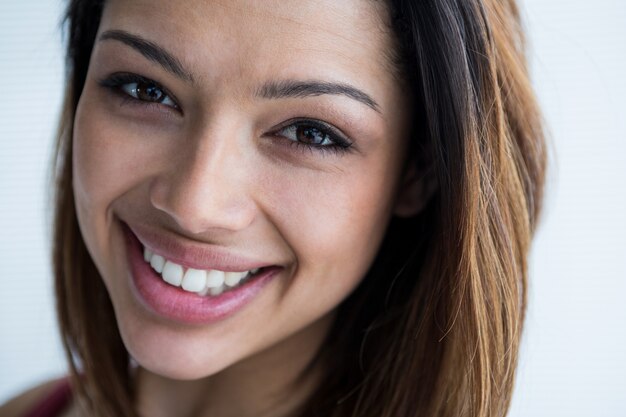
[296,125,333,146]
[276,122,351,148]
[119,80,178,108]
[135,81,165,102]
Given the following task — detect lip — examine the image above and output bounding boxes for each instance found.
[128,223,269,272]
[123,224,280,325]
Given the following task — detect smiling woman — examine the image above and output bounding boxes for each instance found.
[1,0,546,416]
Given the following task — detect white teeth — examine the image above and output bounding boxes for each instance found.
[150,254,166,273]
[196,287,210,296]
[206,270,225,288]
[224,271,248,287]
[182,268,207,292]
[162,261,183,286]
[144,246,260,295]
[210,285,225,296]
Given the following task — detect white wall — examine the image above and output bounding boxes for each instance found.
[0,0,67,400]
[509,1,626,415]
[1,1,625,415]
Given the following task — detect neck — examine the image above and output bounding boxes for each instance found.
[134,313,333,417]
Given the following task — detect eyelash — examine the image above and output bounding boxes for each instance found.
[268,119,353,155]
[98,72,353,155]
[98,72,181,112]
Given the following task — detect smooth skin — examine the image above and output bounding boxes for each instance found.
[7,1,428,416]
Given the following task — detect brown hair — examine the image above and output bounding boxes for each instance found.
[53,0,546,416]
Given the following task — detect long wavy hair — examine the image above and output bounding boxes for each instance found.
[53,0,546,416]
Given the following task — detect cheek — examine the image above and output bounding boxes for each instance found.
[264,157,399,290]
[72,85,170,222]
[73,106,111,216]
[72,90,156,275]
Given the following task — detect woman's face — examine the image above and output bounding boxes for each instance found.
[73,0,415,380]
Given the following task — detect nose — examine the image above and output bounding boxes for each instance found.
[150,128,256,235]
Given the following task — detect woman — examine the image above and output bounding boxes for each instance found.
[2,0,546,416]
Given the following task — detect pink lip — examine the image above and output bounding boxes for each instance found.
[128,223,268,272]
[123,225,280,325]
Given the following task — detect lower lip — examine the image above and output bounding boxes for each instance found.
[124,226,279,325]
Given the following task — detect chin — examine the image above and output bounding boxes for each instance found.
[109,297,241,381]
[138,357,224,381]
[120,321,237,381]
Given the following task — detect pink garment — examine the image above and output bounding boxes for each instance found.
[23,379,72,417]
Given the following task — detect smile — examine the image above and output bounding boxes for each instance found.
[143,246,264,296]
[124,223,281,324]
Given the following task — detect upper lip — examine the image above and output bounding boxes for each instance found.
[126,223,274,272]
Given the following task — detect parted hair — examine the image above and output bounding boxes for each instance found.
[53,0,546,416]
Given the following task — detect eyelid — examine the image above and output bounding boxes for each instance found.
[270,118,353,148]
[98,72,182,112]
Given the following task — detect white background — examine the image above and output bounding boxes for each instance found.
[1,1,625,415]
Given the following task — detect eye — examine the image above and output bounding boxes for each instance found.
[99,72,179,110]
[273,119,352,152]
[121,81,177,107]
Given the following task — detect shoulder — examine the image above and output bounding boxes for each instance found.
[0,378,69,417]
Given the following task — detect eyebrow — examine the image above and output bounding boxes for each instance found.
[99,30,194,83]
[258,80,380,113]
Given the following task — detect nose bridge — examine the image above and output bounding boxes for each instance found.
[150,122,254,234]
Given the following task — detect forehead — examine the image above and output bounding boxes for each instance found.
[99,0,400,105]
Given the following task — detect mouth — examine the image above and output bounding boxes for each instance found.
[143,246,271,297]
[123,223,281,324]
